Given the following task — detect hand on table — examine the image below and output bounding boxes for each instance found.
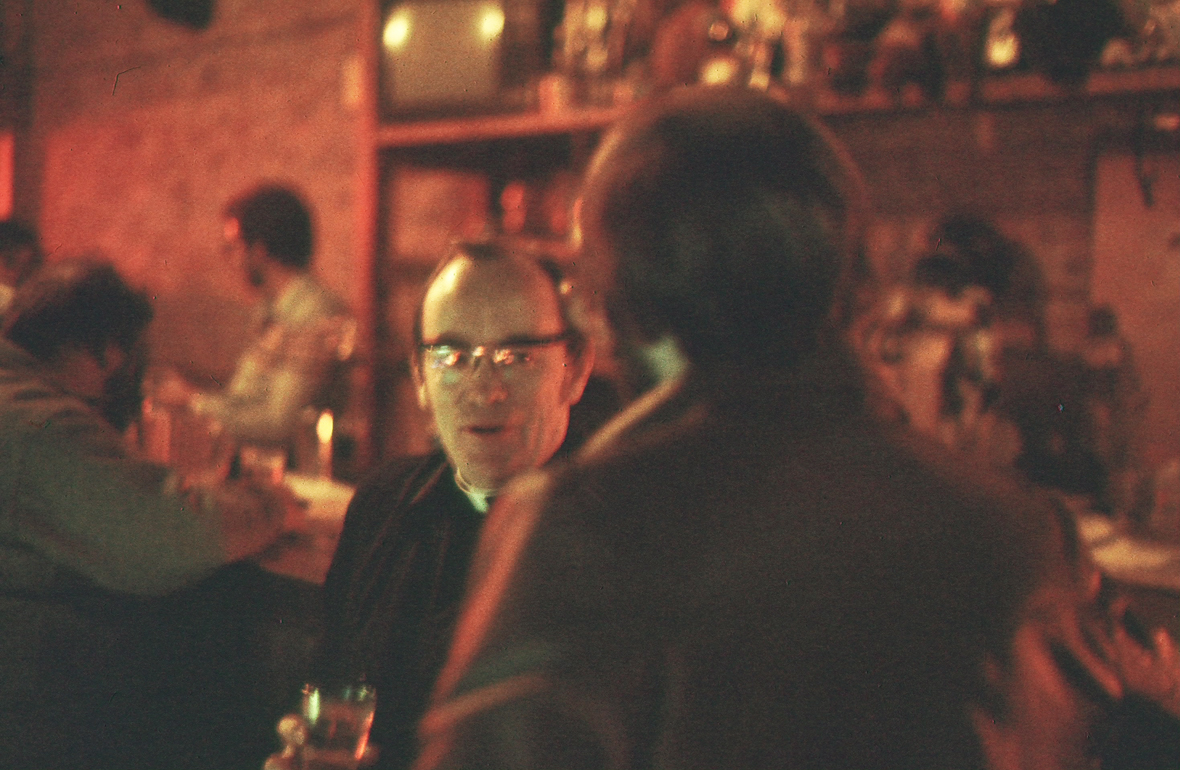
[205,478,303,562]
[148,367,200,409]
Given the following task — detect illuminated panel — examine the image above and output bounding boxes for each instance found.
[383,0,504,108]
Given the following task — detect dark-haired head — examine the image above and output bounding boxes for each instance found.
[1087,305,1118,338]
[224,183,314,270]
[3,257,152,364]
[579,86,867,372]
[3,258,153,430]
[930,214,1044,308]
[912,252,972,298]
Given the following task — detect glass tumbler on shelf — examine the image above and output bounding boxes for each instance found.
[555,0,638,105]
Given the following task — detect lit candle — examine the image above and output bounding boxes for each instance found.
[316,409,334,479]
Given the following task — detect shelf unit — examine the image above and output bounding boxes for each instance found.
[357,54,1180,462]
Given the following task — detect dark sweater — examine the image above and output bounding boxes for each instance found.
[314,450,484,770]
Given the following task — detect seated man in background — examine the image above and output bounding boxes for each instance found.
[417,87,1180,770]
[310,240,595,770]
[164,183,354,458]
[0,258,291,770]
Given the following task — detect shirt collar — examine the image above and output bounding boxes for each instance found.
[270,273,314,321]
[453,469,496,513]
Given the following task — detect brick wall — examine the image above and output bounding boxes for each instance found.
[828,98,1180,464]
[29,0,364,379]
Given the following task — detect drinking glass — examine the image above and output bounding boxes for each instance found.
[239,444,287,487]
[300,682,377,770]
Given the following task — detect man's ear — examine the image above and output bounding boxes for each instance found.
[411,353,430,411]
[561,338,595,405]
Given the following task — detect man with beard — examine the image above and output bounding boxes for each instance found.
[0,257,290,769]
[168,183,354,452]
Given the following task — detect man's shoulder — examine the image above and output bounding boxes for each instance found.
[576,377,702,463]
[279,275,350,326]
[359,450,448,490]
[0,344,110,436]
[331,451,474,579]
[536,373,973,526]
[345,451,458,524]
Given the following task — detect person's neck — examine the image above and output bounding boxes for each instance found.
[261,266,300,303]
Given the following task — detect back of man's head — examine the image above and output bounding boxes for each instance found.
[225,183,314,270]
[580,87,866,370]
[3,257,153,364]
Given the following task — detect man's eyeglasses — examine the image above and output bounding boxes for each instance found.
[419,332,571,380]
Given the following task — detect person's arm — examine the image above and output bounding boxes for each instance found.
[14,392,284,596]
[313,454,443,685]
[194,315,350,445]
[195,476,292,563]
[313,466,390,683]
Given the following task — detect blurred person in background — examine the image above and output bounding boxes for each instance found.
[159,183,355,464]
[0,257,291,770]
[1076,305,1147,518]
[914,216,1115,504]
[860,252,1027,471]
[929,213,1046,348]
[862,214,1127,511]
[303,240,595,770]
[0,218,42,318]
[416,87,1179,770]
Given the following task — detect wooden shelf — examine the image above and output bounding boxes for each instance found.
[818,66,1180,116]
[375,104,626,149]
[980,66,1180,104]
[373,67,1180,150]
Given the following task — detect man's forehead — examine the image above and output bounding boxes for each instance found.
[422,256,564,340]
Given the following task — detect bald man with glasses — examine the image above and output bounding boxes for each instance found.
[309,240,595,770]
